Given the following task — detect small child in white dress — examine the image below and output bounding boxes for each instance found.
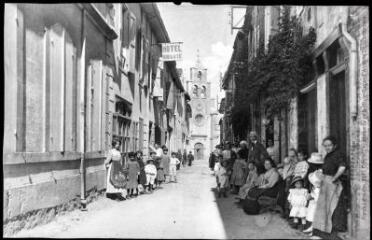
[288,176,309,231]
[303,170,323,235]
[144,159,157,193]
[215,156,228,198]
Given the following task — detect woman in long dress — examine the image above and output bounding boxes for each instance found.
[312,136,347,239]
[104,140,127,201]
[136,151,147,194]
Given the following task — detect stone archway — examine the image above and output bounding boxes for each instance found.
[194,142,204,160]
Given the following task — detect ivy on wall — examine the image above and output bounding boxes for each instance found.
[233,6,317,124]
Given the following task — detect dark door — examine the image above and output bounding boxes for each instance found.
[298,89,317,154]
[329,71,347,156]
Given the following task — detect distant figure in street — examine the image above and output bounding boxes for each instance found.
[136,151,147,194]
[187,151,194,166]
[104,140,127,201]
[266,139,278,165]
[215,157,229,198]
[248,131,269,174]
[144,158,157,193]
[182,150,187,167]
[170,152,181,182]
[126,152,140,198]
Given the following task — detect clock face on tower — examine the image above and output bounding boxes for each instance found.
[196,102,203,111]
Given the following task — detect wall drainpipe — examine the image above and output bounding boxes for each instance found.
[339,22,358,119]
[80,7,87,211]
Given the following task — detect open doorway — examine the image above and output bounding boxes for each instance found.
[194,143,204,160]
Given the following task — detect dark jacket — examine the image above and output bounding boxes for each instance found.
[248,141,269,167]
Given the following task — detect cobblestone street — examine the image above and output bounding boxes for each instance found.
[13,160,308,239]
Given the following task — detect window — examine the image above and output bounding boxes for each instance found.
[135,28,142,70]
[327,41,344,69]
[316,55,325,75]
[113,100,132,154]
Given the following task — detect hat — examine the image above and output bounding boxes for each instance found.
[128,152,136,158]
[291,176,304,186]
[308,171,323,188]
[307,152,323,164]
[240,140,248,147]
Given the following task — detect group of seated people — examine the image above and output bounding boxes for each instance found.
[213,135,348,240]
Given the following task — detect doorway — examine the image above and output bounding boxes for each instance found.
[194,143,204,160]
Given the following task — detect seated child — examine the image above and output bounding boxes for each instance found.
[303,170,322,236]
[144,159,157,193]
[216,159,229,198]
[288,176,309,231]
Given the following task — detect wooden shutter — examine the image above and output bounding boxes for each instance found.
[24,18,45,152]
[64,32,78,151]
[128,13,136,73]
[48,24,65,151]
[90,60,103,151]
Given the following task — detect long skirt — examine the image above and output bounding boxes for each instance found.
[138,169,147,185]
[238,184,254,199]
[106,162,127,197]
[313,175,345,233]
[156,168,165,182]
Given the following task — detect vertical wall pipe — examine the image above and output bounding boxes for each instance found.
[339,23,358,119]
[80,7,87,211]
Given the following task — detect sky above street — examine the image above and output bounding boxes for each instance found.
[157,3,245,105]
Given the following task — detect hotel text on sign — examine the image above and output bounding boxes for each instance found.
[161,42,183,61]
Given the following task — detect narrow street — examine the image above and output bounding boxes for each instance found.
[13,160,307,239]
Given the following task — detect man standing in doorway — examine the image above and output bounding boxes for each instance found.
[187,151,194,166]
[248,131,269,174]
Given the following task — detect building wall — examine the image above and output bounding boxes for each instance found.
[3,3,189,222]
[347,6,370,239]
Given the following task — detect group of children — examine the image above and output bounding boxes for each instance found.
[278,149,324,234]
[212,144,324,236]
[110,148,181,200]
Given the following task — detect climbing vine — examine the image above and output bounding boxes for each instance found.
[234,6,316,120]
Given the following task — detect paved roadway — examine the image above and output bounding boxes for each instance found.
[14,160,310,239]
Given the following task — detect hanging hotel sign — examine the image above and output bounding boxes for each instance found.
[161,42,183,61]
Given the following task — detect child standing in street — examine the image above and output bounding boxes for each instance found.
[288,176,309,231]
[216,159,229,198]
[144,159,157,193]
[169,152,181,182]
[126,152,140,198]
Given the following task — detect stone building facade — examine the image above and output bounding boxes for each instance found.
[222,5,369,239]
[3,3,190,223]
